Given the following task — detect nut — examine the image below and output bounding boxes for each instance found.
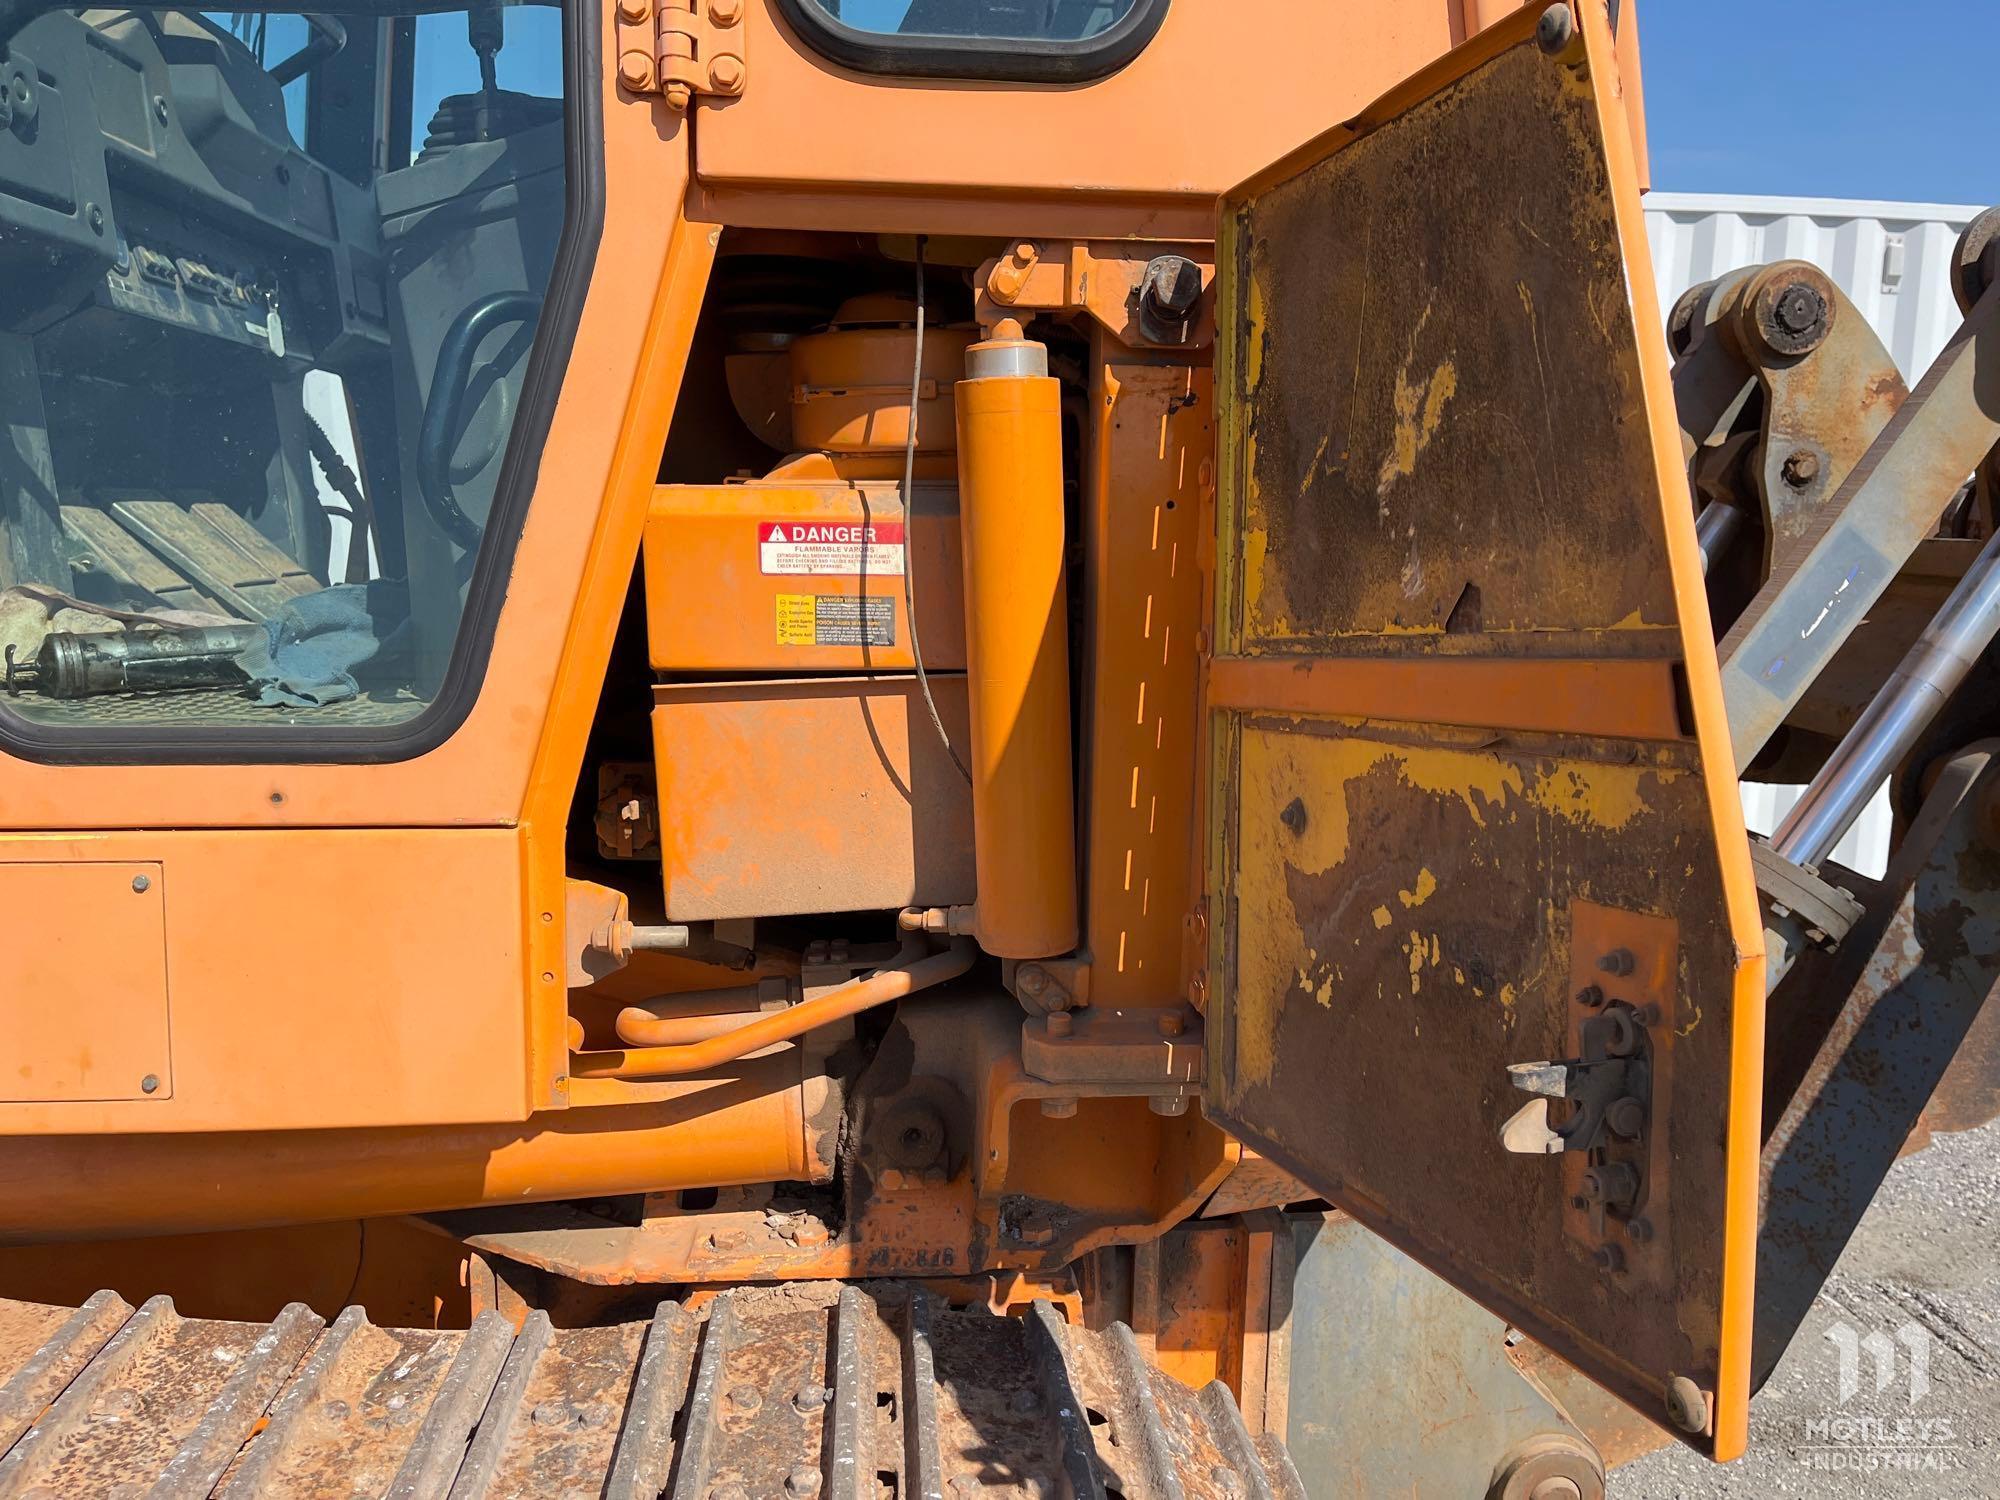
[617,52,653,90]
[1781,448,1821,489]
[1044,1010,1073,1038]
[784,1466,822,1497]
[1596,948,1635,978]
[726,1383,761,1413]
[708,53,745,92]
[1574,983,1605,1009]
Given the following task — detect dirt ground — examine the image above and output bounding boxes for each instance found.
[1614,1117,2000,1498]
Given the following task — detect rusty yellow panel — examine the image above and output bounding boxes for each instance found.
[1207,3,1765,1463]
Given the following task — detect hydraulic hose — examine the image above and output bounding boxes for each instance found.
[581,938,975,1080]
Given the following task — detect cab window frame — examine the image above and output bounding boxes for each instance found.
[770,0,1170,83]
[0,0,604,767]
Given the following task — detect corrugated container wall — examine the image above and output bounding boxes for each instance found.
[1642,192,1986,877]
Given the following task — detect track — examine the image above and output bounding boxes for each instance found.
[0,1282,1302,1498]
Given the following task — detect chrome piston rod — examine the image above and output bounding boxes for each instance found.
[1695,500,1748,575]
[1771,527,2000,867]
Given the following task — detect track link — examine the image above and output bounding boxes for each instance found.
[0,1284,1303,1498]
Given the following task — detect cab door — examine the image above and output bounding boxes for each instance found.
[1203,2,1767,1461]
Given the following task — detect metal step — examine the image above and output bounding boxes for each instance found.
[0,1284,1304,1499]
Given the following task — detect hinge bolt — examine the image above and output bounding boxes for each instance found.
[617,52,653,90]
[709,53,745,92]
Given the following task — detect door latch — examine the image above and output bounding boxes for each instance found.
[1501,1001,1653,1157]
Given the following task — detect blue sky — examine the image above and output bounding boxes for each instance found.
[1641,0,1998,206]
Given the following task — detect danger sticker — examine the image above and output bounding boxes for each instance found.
[776,594,897,648]
[759,520,905,576]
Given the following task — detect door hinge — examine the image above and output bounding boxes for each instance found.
[615,0,746,109]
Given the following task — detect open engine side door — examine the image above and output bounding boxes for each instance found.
[1203,3,1766,1459]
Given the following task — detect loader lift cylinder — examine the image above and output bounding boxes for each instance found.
[1772,526,2000,867]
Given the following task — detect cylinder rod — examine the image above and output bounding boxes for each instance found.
[1771,528,2000,867]
[1695,501,1747,576]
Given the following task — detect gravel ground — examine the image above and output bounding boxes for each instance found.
[1615,1118,2000,1498]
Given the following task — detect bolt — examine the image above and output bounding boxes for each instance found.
[784,1465,821,1497]
[877,1167,907,1191]
[1570,1194,1589,1211]
[1534,3,1576,54]
[531,1400,575,1428]
[709,0,742,21]
[153,95,168,125]
[1140,254,1204,320]
[86,203,103,235]
[1156,1010,1186,1038]
[793,1382,829,1412]
[1665,1374,1709,1434]
[709,53,745,92]
[1592,1243,1625,1272]
[131,874,150,893]
[1149,1094,1191,1117]
[616,0,647,17]
[1627,1216,1655,1244]
[1039,1097,1078,1119]
[1781,448,1821,489]
[1018,966,1049,999]
[1597,948,1635,977]
[275,162,290,185]
[140,1074,159,1094]
[1044,1010,1072,1038]
[725,1383,761,1412]
[617,52,653,90]
[1574,982,1605,1009]
[1606,1096,1646,1139]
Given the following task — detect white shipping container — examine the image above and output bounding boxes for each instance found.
[1641,192,1988,877]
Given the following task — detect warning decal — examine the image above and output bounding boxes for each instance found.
[776,594,898,648]
[759,520,906,576]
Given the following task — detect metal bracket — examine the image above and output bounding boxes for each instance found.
[615,0,745,108]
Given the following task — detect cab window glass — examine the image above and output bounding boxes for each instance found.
[810,0,1139,40]
[0,0,569,742]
